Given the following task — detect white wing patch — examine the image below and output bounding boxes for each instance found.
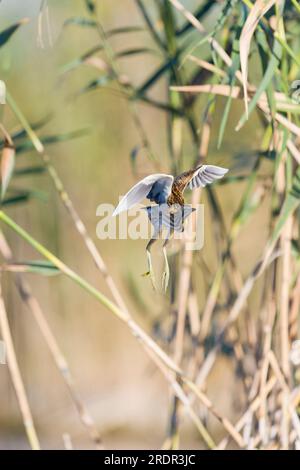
[113,174,173,216]
[188,165,228,190]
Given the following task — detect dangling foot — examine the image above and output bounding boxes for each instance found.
[142,249,157,290]
[161,247,170,293]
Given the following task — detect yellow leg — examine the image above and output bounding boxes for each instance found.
[161,230,173,293]
[162,246,170,293]
[142,237,157,290]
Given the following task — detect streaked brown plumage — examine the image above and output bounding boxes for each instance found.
[167,168,196,206]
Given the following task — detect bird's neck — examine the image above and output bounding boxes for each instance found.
[167,190,184,206]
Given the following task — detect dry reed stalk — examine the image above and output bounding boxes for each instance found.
[199,262,225,343]
[221,246,281,333]
[199,205,260,342]
[275,140,291,449]
[183,378,246,448]
[156,347,247,448]
[279,214,293,448]
[217,376,277,449]
[0,123,13,145]
[268,351,300,446]
[187,56,227,78]
[0,230,103,449]
[249,369,262,403]
[258,288,277,446]
[187,286,201,340]
[185,286,202,394]
[194,247,280,393]
[199,231,260,345]
[289,273,300,341]
[253,429,297,450]
[0,281,40,450]
[174,240,196,366]
[287,140,300,165]
[37,0,53,49]
[143,345,216,448]
[279,216,293,381]
[243,410,254,449]
[226,326,252,393]
[258,355,271,445]
[188,156,266,398]
[239,0,276,116]
[194,347,218,389]
[62,433,73,450]
[200,174,266,340]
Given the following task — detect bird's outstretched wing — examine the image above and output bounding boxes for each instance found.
[187,165,228,190]
[113,174,173,216]
[172,165,228,195]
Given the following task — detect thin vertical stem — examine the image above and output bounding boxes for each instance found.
[280,216,293,378]
[0,231,103,449]
[0,282,40,450]
[279,215,293,449]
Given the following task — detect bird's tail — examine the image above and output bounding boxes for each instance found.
[144,204,195,233]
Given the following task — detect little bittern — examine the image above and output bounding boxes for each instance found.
[113,165,228,291]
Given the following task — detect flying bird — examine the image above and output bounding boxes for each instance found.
[113,165,228,291]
